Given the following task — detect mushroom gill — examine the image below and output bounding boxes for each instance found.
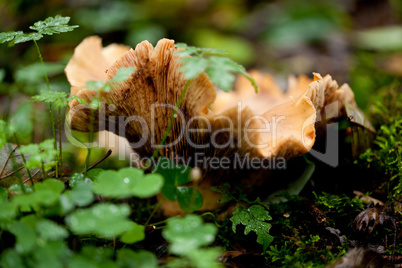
[66,36,358,215]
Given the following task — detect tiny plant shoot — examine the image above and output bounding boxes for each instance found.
[0,15,79,179]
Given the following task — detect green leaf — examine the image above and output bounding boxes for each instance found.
[153,157,203,212]
[109,67,136,82]
[70,95,88,104]
[13,32,43,44]
[86,168,104,180]
[86,80,105,90]
[204,56,239,91]
[152,157,192,201]
[32,90,69,108]
[93,168,163,198]
[12,194,37,212]
[0,249,23,268]
[19,214,40,229]
[117,249,158,268]
[36,220,68,241]
[231,205,273,251]
[0,204,17,222]
[186,248,223,268]
[175,43,258,92]
[16,63,65,84]
[176,187,203,213]
[65,182,94,207]
[29,15,79,35]
[10,179,66,212]
[18,140,58,171]
[69,173,93,189]
[178,57,208,80]
[31,240,70,268]
[175,43,228,57]
[70,246,116,268]
[163,214,217,255]
[65,203,133,238]
[8,221,37,253]
[0,31,23,43]
[9,184,33,194]
[174,43,200,57]
[120,222,145,244]
[0,186,7,202]
[34,179,64,194]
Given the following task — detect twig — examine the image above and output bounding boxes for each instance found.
[81,149,112,174]
[23,170,40,184]
[0,166,24,180]
[0,145,18,178]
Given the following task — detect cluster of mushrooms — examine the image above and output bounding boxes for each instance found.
[66,37,359,215]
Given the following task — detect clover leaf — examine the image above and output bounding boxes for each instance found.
[69,173,93,189]
[36,220,68,241]
[8,221,37,254]
[120,223,145,244]
[152,157,203,212]
[60,178,94,214]
[65,203,134,238]
[93,167,163,198]
[11,179,65,212]
[116,249,158,268]
[0,187,17,222]
[162,214,217,255]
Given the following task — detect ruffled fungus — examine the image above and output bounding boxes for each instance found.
[66,36,359,215]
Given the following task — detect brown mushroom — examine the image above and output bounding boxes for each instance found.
[66,36,360,215]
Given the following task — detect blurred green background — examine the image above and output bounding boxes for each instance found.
[0,0,401,147]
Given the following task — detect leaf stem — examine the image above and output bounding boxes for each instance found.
[201,212,225,228]
[41,162,47,180]
[145,200,163,226]
[33,39,49,89]
[85,109,95,174]
[148,216,178,227]
[33,39,59,178]
[49,103,58,178]
[58,106,62,176]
